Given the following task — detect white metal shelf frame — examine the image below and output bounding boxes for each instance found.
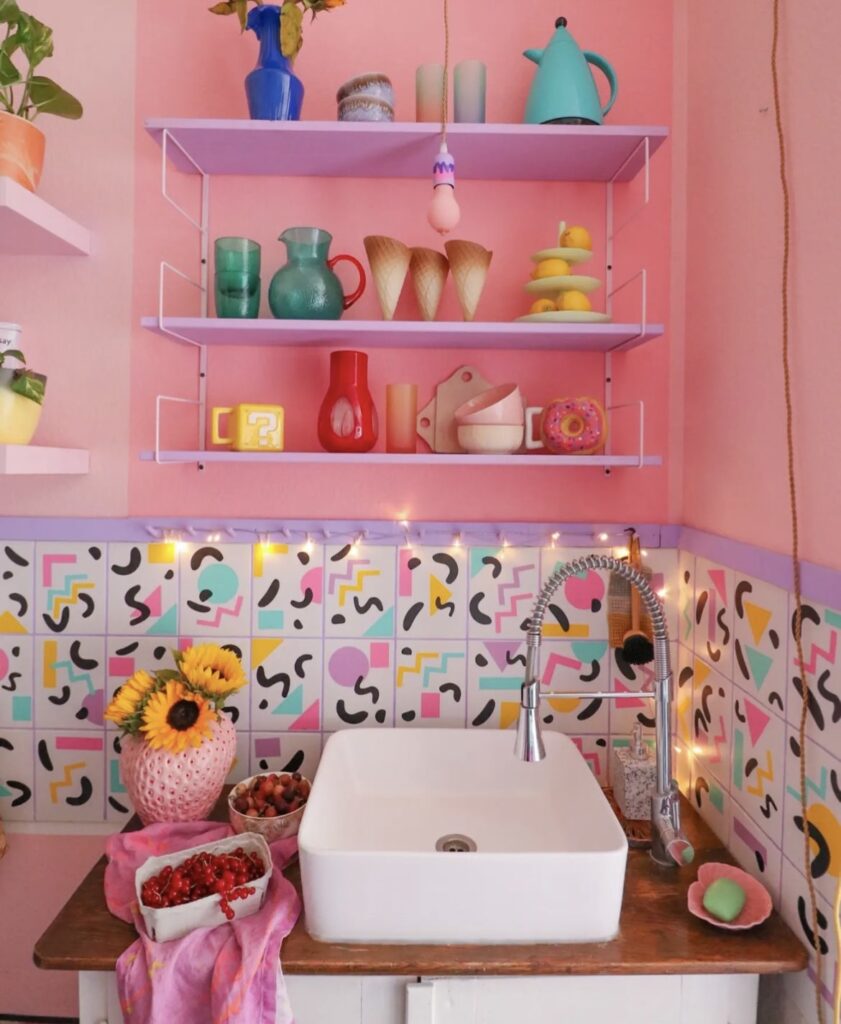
[150,123,658,473]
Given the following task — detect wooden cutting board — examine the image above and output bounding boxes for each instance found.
[416,365,494,453]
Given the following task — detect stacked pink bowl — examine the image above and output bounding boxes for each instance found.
[454,384,525,454]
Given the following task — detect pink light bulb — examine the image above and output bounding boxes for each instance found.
[427,142,461,235]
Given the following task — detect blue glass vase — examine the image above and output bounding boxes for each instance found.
[245,4,304,121]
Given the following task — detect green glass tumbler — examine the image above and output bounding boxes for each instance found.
[215,271,260,318]
[215,237,261,275]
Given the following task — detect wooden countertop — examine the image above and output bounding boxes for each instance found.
[34,793,807,977]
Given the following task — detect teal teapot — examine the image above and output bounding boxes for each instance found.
[523,16,617,125]
[269,227,366,320]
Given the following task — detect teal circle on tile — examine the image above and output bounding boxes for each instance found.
[198,563,239,605]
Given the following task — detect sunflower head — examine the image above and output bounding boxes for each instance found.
[179,643,247,704]
[104,670,159,728]
[140,680,217,754]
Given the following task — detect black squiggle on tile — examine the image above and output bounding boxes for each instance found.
[354,595,384,615]
[471,700,495,726]
[769,629,780,649]
[37,739,53,770]
[283,751,305,773]
[116,640,140,656]
[66,775,93,806]
[336,701,367,724]
[434,596,455,618]
[42,607,70,633]
[817,669,841,724]
[759,795,777,820]
[9,593,27,616]
[353,677,379,702]
[374,709,386,723]
[716,607,730,645]
[439,682,461,702]
[222,643,243,660]
[734,580,752,618]
[792,676,824,731]
[469,593,492,626]
[108,796,129,814]
[769,691,784,711]
[402,710,416,722]
[694,775,709,809]
[89,546,102,560]
[70,640,98,670]
[8,780,31,806]
[706,641,721,664]
[734,640,750,681]
[79,593,95,619]
[734,699,746,724]
[222,706,240,724]
[125,587,151,625]
[0,737,13,751]
[291,589,313,610]
[402,602,424,632]
[637,711,656,728]
[505,650,526,667]
[187,600,211,614]
[111,547,142,576]
[190,547,223,570]
[547,603,570,632]
[482,556,502,579]
[294,654,312,679]
[407,557,421,572]
[331,544,351,562]
[432,552,458,584]
[256,666,290,691]
[4,545,29,567]
[576,698,602,722]
[297,551,310,566]
[613,648,636,682]
[474,652,488,667]
[695,590,708,625]
[48,685,71,706]
[258,580,280,607]
[830,768,841,804]
[579,659,601,683]
[797,896,829,954]
[678,665,693,688]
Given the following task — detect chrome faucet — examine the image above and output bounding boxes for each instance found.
[515,554,694,868]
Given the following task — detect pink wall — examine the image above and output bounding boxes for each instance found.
[0,832,104,1016]
[128,0,676,521]
[0,0,137,518]
[682,0,841,570]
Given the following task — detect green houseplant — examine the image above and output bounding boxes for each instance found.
[0,1,83,192]
[0,347,47,445]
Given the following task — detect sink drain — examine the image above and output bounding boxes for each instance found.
[435,833,477,853]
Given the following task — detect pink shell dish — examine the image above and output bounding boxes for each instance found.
[687,861,773,931]
[120,713,236,826]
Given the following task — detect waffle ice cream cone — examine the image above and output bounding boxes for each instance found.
[409,247,449,321]
[444,240,493,321]
[363,235,411,320]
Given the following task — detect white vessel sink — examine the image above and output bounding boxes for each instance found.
[298,728,628,944]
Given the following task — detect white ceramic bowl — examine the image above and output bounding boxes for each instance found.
[457,423,524,454]
[454,383,524,426]
[338,96,394,122]
[228,771,311,841]
[337,72,395,108]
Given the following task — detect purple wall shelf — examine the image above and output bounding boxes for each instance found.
[140,317,664,353]
[0,178,90,256]
[140,450,662,468]
[145,119,668,182]
[0,444,90,475]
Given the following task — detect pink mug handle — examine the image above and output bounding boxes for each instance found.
[328,254,367,310]
[524,406,545,450]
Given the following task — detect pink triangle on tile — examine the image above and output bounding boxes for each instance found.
[290,699,320,732]
[484,641,520,672]
[745,698,771,746]
[139,586,162,619]
[707,568,728,605]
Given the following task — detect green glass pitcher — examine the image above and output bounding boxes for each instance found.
[268,227,366,320]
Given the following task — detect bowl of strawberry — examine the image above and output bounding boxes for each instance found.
[228,771,311,841]
[135,833,272,942]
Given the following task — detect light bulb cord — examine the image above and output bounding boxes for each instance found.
[440,0,450,146]
[770,3,827,1021]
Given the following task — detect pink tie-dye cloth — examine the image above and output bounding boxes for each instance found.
[104,821,301,1024]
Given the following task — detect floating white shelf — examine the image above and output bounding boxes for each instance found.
[140,317,664,354]
[140,450,661,468]
[0,178,91,256]
[145,119,668,183]
[0,444,90,475]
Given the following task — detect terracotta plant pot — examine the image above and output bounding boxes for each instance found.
[0,368,44,445]
[0,112,45,192]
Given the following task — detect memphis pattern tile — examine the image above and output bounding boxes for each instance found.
[252,542,324,636]
[397,546,467,639]
[34,729,105,823]
[0,541,34,635]
[0,635,33,726]
[786,598,841,755]
[693,558,735,680]
[324,543,395,638]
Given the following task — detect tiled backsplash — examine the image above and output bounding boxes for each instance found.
[0,538,677,825]
[677,550,841,1022]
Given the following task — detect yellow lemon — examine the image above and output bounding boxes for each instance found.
[556,290,591,312]
[529,298,557,315]
[534,258,570,279]
[560,225,592,250]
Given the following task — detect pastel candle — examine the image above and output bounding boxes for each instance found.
[416,63,445,123]
[454,60,486,124]
[386,383,418,454]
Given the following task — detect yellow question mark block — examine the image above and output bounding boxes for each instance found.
[211,404,284,451]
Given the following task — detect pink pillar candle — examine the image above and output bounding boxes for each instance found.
[386,383,418,454]
[416,63,445,123]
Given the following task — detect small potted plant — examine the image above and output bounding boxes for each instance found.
[0,2,83,192]
[209,0,346,121]
[0,347,46,445]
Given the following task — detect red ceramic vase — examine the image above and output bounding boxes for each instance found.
[317,350,378,452]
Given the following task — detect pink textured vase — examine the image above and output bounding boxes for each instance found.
[119,714,236,825]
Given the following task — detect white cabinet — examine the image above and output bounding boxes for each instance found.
[78,970,759,1024]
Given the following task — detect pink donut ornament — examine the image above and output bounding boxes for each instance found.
[524,396,607,455]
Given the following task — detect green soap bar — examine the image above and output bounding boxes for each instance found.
[702,877,747,922]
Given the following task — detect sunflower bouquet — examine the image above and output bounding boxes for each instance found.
[106,644,247,755]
